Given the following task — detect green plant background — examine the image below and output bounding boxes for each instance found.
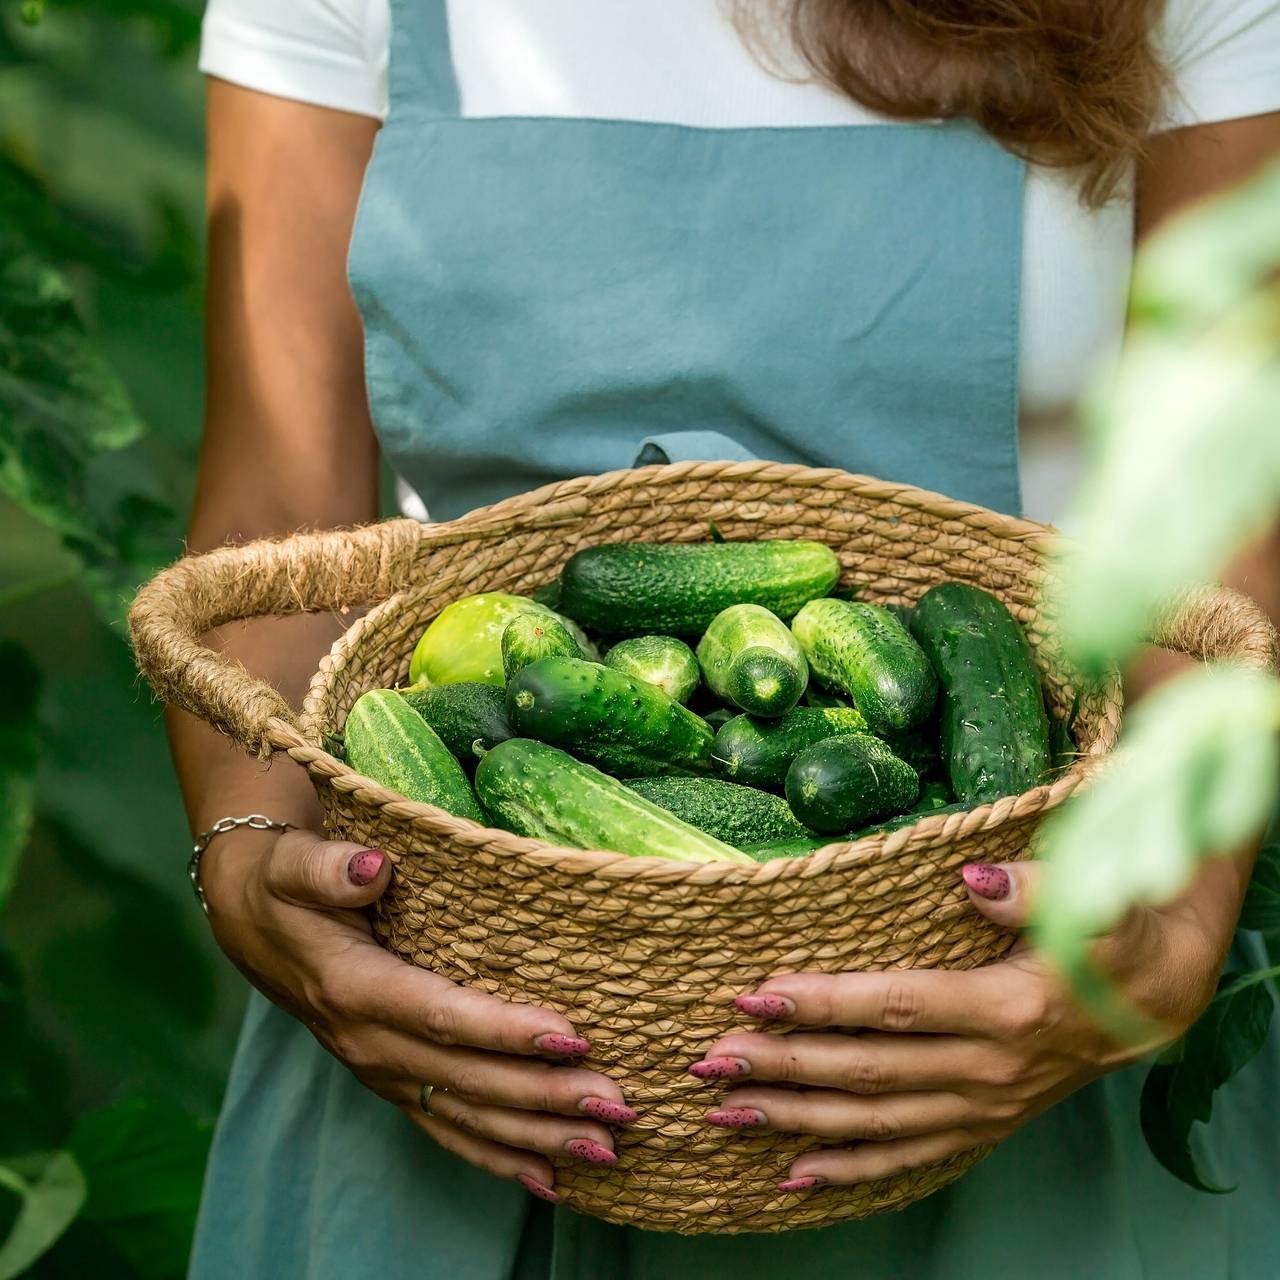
[0,4,236,1276]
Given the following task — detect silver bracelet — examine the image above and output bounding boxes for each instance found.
[189,814,296,915]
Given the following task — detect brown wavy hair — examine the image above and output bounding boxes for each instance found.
[737,1,1169,204]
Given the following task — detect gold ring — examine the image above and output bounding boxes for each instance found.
[420,1083,447,1115]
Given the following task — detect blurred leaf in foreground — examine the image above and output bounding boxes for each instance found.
[0,1150,86,1279]
[1140,970,1276,1193]
[1053,159,1280,674]
[1032,667,1280,1032]
[0,640,40,911]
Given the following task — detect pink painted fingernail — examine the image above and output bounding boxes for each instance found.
[706,1108,767,1129]
[735,994,795,1020]
[516,1173,560,1203]
[579,1097,637,1125]
[534,1033,591,1057]
[688,1057,751,1081]
[347,850,386,885]
[566,1138,617,1166]
[778,1176,825,1192]
[962,863,1011,901]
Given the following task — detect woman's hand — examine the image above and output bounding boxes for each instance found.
[689,858,1235,1192]
[201,827,634,1202]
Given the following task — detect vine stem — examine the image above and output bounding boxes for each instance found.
[1215,964,1280,1002]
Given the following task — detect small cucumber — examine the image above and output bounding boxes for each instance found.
[501,612,586,680]
[402,682,513,767]
[475,739,752,864]
[696,604,808,718]
[603,635,701,704]
[910,582,1052,804]
[712,705,868,788]
[791,598,937,734]
[557,540,840,637]
[625,776,815,847]
[506,657,715,777]
[343,689,486,822]
[785,733,919,834]
[409,592,596,687]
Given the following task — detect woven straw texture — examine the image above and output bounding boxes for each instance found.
[129,461,1279,1235]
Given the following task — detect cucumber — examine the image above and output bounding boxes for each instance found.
[805,685,852,709]
[343,689,486,822]
[409,592,596,687]
[603,635,700,704]
[913,779,954,811]
[742,836,836,862]
[712,705,869,788]
[785,733,919,834]
[791,598,937,734]
[625,776,815,847]
[402,682,513,767]
[475,739,752,864]
[696,604,808,718]
[852,800,969,838]
[557,540,840,637]
[909,582,1052,804]
[501,613,585,681]
[506,657,715,777]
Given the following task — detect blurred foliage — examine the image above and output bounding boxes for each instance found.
[1037,157,1280,1191]
[0,1,237,1274]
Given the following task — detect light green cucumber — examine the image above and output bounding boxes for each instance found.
[603,635,701,704]
[501,612,586,680]
[696,604,808,718]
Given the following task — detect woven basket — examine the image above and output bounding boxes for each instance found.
[129,461,1279,1235]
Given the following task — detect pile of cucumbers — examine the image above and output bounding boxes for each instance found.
[340,538,1055,865]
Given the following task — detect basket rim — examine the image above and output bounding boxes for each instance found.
[288,461,1117,884]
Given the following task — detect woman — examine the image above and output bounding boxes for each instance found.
[176,2,1280,1277]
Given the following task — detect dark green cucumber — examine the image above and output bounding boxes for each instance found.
[852,801,968,839]
[791,598,937,734]
[913,779,954,811]
[742,836,836,862]
[625,776,814,847]
[696,604,808,718]
[501,612,585,680]
[785,733,919,834]
[603,635,700,704]
[556,540,840,637]
[402,682,513,767]
[475,739,752,863]
[344,689,486,822]
[712,705,869,788]
[703,707,736,730]
[909,582,1052,804]
[506,657,714,777]
[805,685,853,709]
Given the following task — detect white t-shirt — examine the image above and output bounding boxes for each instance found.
[199,1,1280,523]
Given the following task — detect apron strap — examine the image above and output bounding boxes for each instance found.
[386,0,461,121]
[634,431,759,467]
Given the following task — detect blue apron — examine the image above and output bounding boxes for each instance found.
[190,2,1280,1276]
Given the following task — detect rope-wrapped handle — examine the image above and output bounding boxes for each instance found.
[1149,584,1280,674]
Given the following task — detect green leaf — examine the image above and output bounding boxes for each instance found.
[0,641,40,911]
[1240,839,1280,934]
[1140,971,1276,1193]
[68,1100,212,1280]
[0,1150,87,1279]
[1032,667,1280,1032]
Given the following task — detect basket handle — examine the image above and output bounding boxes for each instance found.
[128,518,443,756]
[1149,584,1279,673]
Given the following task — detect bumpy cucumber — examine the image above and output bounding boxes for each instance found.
[791,598,937,734]
[712,705,868,788]
[785,733,919,834]
[910,582,1052,804]
[556,540,840,637]
[696,604,808,718]
[603,635,701,704]
[409,592,596,687]
[402,682,513,767]
[506,657,715,777]
[625,776,814,847]
[343,689,486,822]
[501,612,585,681]
[475,739,752,864]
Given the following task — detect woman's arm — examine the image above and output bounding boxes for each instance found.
[170,81,635,1202]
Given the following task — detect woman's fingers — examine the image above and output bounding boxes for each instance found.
[961,859,1040,930]
[781,1130,981,1190]
[355,1027,636,1123]
[402,1104,560,1203]
[737,965,1048,1039]
[705,1086,973,1143]
[262,830,392,909]
[692,1031,1005,1094]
